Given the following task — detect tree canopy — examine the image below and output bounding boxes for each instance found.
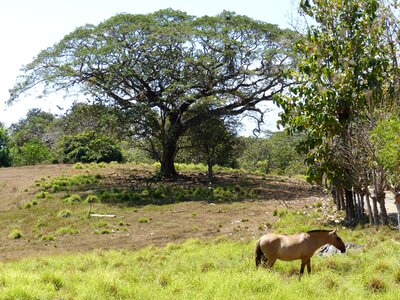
[276,0,400,225]
[8,9,293,177]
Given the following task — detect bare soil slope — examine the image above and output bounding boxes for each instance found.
[0,164,324,261]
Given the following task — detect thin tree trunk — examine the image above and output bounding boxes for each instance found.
[377,191,388,226]
[332,188,340,210]
[207,160,213,180]
[395,191,400,231]
[372,195,380,225]
[365,192,373,225]
[345,188,355,222]
[355,193,361,222]
[396,201,400,231]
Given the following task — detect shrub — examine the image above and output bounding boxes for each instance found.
[10,139,52,166]
[62,132,123,163]
[0,125,11,167]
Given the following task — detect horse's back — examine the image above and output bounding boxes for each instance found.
[259,233,309,261]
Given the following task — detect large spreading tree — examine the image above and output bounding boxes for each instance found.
[8,9,292,177]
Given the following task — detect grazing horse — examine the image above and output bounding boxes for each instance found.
[255,229,346,274]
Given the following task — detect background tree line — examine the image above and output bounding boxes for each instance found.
[0,104,306,178]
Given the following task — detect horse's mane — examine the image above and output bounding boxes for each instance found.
[307,229,331,233]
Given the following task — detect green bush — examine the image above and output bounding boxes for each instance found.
[10,139,52,166]
[62,132,123,164]
[0,125,11,167]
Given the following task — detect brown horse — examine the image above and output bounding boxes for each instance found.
[255,229,346,274]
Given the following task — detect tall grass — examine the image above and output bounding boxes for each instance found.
[0,230,399,300]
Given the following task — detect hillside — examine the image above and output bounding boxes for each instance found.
[0,163,323,261]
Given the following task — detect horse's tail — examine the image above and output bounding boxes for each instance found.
[255,239,264,268]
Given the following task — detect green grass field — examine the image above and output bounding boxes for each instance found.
[1,218,399,299]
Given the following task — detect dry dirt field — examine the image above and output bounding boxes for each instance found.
[0,164,351,261]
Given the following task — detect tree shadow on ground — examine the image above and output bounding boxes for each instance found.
[65,171,319,208]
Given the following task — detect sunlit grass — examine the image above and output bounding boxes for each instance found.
[0,229,399,300]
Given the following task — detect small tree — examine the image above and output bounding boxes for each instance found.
[186,117,239,179]
[370,114,400,229]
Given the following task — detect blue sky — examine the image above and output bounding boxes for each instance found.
[0,0,297,131]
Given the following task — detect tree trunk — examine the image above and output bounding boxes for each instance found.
[345,188,355,222]
[376,191,388,226]
[207,160,214,180]
[372,195,380,225]
[396,201,400,231]
[160,134,179,178]
[394,191,400,231]
[365,192,373,225]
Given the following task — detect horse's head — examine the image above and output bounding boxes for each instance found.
[328,229,346,253]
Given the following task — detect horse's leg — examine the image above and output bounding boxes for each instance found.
[306,259,311,273]
[255,240,264,267]
[300,258,311,275]
[300,258,309,275]
[300,262,305,275]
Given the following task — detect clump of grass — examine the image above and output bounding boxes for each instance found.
[56,227,79,235]
[63,194,82,204]
[273,208,288,217]
[395,269,400,284]
[98,162,107,168]
[58,209,72,218]
[24,199,38,208]
[156,273,171,288]
[41,272,64,291]
[95,228,111,234]
[138,217,150,223]
[35,220,47,228]
[73,163,84,169]
[35,191,50,199]
[85,195,100,203]
[8,229,22,239]
[40,234,56,241]
[365,278,387,293]
[93,221,108,228]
